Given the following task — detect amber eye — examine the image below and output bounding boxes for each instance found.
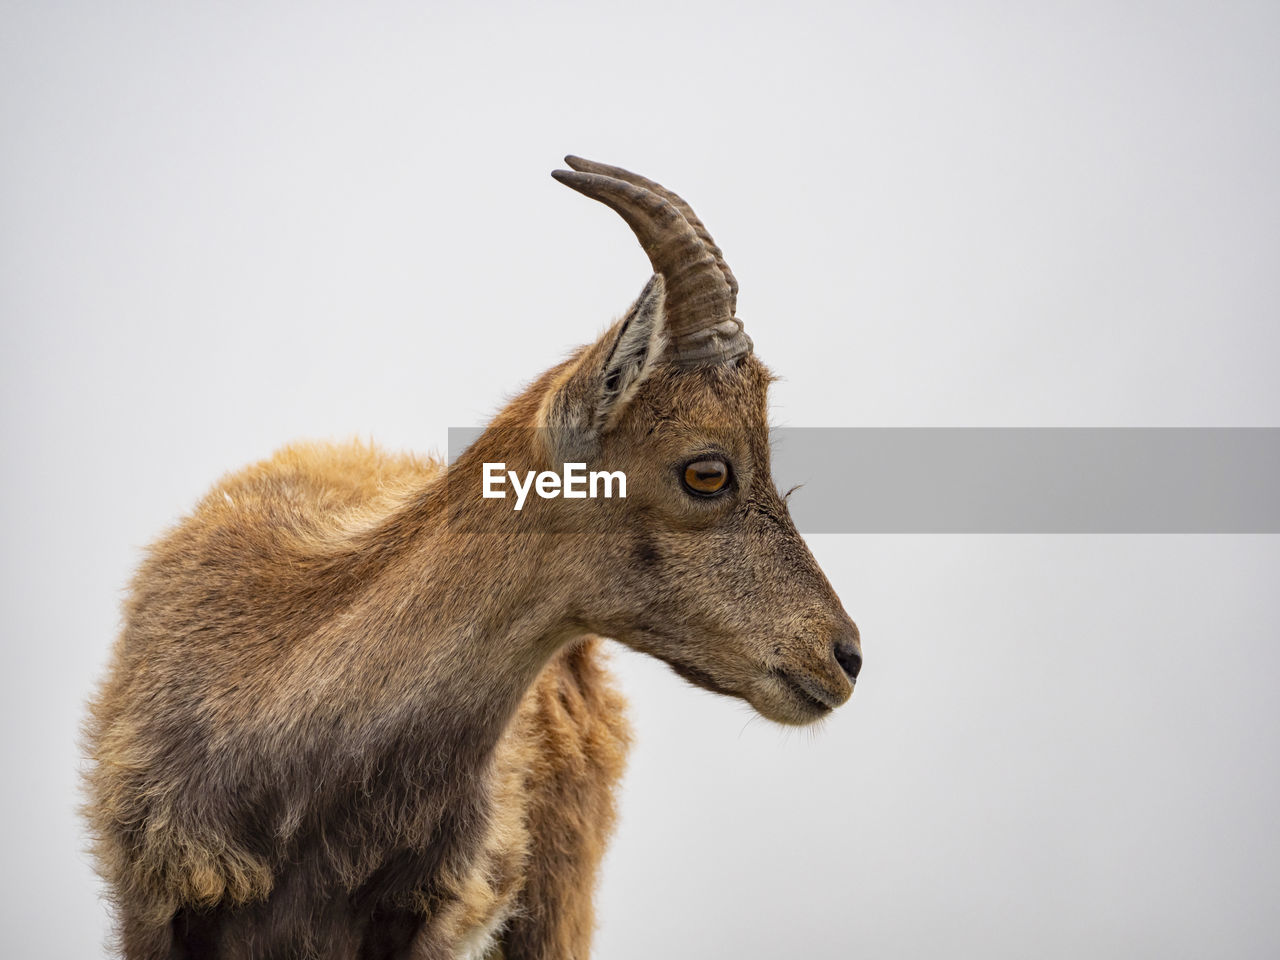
[682,459,731,497]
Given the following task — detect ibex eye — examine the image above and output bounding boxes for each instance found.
[682,459,731,496]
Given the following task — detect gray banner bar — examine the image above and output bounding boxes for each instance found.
[448,428,1280,533]
[772,428,1280,533]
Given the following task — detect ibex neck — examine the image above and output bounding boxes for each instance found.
[332,424,585,773]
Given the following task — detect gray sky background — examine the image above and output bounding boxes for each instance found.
[3,2,1278,957]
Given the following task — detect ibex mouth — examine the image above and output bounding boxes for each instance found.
[772,668,839,715]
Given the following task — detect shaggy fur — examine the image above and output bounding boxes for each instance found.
[83,166,860,959]
[84,430,631,960]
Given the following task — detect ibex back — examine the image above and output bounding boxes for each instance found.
[83,156,863,960]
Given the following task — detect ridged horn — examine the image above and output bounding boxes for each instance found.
[563,155,739,312]
[552,161,752,367]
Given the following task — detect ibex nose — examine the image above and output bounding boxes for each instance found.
[833,623,862,682]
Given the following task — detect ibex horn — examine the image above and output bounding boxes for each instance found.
[563,156,739,311]
[552,160,752,367]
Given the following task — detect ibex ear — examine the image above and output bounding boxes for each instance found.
[539,274,667,464]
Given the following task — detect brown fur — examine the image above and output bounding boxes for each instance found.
[84,185,860,960]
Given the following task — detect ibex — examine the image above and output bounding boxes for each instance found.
[83,157,863,960]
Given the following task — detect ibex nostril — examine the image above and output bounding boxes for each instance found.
[833,633,862,682]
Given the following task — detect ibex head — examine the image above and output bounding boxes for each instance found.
[480,157,861,725]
